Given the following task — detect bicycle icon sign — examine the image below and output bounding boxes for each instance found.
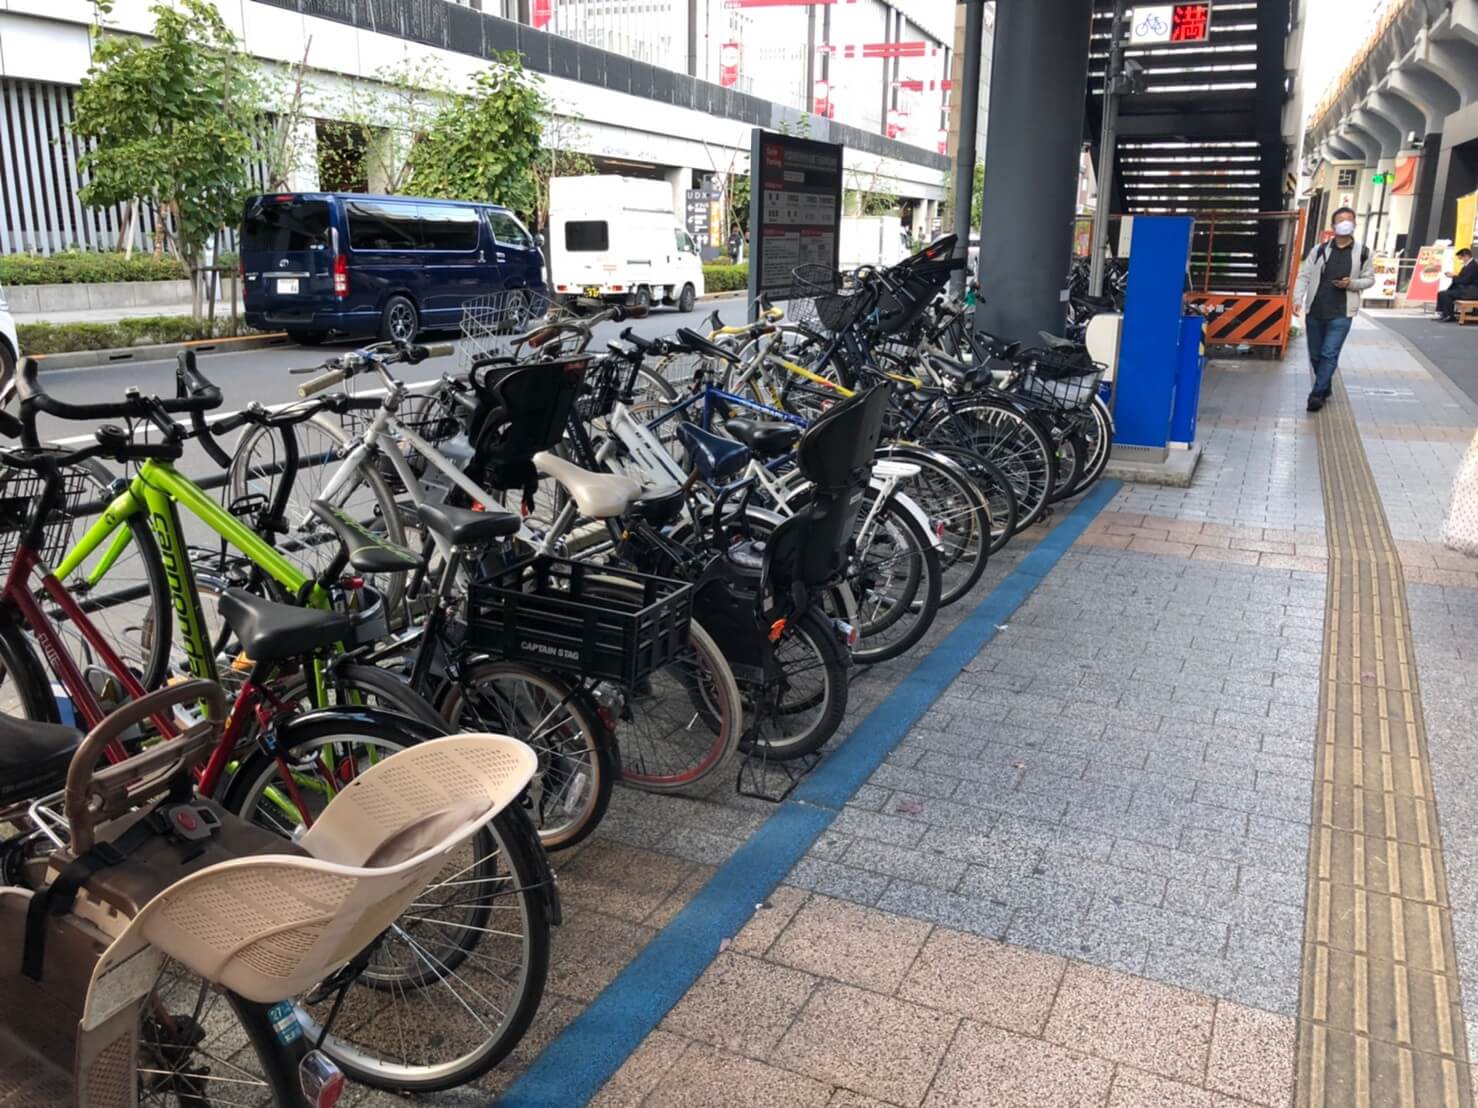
[1129,3,1212,46]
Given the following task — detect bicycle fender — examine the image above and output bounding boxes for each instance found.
[872,482,941,550]
[273,706,451,748]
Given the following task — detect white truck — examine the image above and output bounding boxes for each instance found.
[839,215,910,271]
[548,175,705,311]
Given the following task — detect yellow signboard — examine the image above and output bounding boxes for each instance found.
[1457,191,1477,254]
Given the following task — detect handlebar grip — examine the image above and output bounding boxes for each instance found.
[298,367,348,398]
[619,326,656,354]
[421,342,456,359]
[210,410,253,435]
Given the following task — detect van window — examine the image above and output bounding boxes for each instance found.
[419,205,480,251]
[242,199,330,253]
[675,229,697,254]
[565,221,609,252]
[347,201,420,250]
[488,210,534,249]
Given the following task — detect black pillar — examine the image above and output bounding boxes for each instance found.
[1428,139,1478,246]
[975,0,1094,341]
[1408,133,1442,255]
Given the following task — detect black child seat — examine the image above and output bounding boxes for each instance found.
[0,714,84,807]
[729,387,890,597]
[218,588,351,663]
[676,422,750,483]
[722,418,802,458]
[417,503,522,548]
[465,357,588,502]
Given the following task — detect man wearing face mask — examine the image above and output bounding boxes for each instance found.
[1292,207,1375,412]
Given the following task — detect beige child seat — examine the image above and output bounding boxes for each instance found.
[90,732,537,1005]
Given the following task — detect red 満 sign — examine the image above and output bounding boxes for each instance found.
[1170,3,1211,42]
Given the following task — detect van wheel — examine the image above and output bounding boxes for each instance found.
[381,295,418,343]
[634,287,652,309]
[505,289,530,333]
[678,283,696,313]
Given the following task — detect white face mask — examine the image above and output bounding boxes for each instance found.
[1334,221,1355,237]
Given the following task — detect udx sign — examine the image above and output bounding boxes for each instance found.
[1130,3,1212,45]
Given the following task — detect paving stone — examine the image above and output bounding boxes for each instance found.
[915,749,1039,788]
[773,982,958,1106]
[810,831,856,861]
[556,842,696,925]
[1106,1066,1250,1108]
[1108,840,1241,893]
[784,858,892,906]
[588,1030,689,1108]
[1178,828,1304,872]
[897,929,1066,1035]
[923,1021,1113,1108]
[1235,864,1306,906]
[1207,1001,1297,1107]
[952,779,1068,821]
[1193,782,1311,823]
[1043,962,1215,1083]
[832,806,930,847]
[1005,906,1150,976]
[768,895,931,993]
[661,951,818,1056]
[1033,850,1169,906]
[729,885,810,957]
[643,1042,834,1108]
[849,783,894,810]
[876,879,1015,939]
[867,761,964,799]
[1141,942,1239,999]
[842,837,969,891]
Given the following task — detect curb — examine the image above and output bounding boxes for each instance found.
[31,331,293,371]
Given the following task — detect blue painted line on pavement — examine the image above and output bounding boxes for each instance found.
[498,478,1121,1108]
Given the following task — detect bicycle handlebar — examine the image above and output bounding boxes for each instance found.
[298,366,349,398]
[290,340,453,398]
[15,355,223,451]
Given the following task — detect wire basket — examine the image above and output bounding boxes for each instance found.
[465,556,693,689]
[1018,345,1104,411]
[458,288,556,374]
[788,266,870,335]
[0,465,94,570]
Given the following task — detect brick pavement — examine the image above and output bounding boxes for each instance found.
[338,313,1478,1107]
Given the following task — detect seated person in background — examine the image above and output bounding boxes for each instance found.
[1437,248,1478,321]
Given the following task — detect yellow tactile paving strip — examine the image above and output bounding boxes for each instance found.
[1296,380,1472,1107]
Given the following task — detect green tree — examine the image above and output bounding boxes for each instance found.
[970,161,985,229]
[73,0,263,312]
[321,55,452,195]
[406,54,545,214]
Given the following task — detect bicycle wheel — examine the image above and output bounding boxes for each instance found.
[0,613,61,720]
[925,399,1056,533]
[845,489,941,664]
[47,457,172,695]
[1046,422,1086,505]
[140,958,310,1106]
[228,415,408,613]
[926,444,1019,556]
[876,445,991,606]
[739,609,848,761]
[223,718,552,1092]
[1067,397,1113,497]
[437,659,613,850]
[612,618,744,793]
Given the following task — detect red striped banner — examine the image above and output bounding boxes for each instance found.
[817,42,942,59]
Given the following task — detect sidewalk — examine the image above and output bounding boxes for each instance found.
[347,315,1478,1107]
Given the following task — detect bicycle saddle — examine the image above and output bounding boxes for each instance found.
[309,501,422,574]
[722,418,802,458]
[0,714,84,806]
[1037,331,1080,351]
[218,588,352,663]
[925,352,989,387]
[533,451,643,519]
[417,503,521,547]
[676,422,749,482]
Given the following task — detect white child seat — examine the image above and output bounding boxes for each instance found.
[86,734,536,1007]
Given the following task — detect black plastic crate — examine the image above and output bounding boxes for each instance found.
[466,557,693,688]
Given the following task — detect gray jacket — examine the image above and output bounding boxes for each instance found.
[1293,239,1375,318]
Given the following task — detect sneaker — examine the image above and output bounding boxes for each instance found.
[1306,395,1324,412]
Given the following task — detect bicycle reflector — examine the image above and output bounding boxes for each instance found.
[768,617,788,643]
[300,1051,345,1108]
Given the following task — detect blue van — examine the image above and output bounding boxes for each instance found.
[240,193,545,344]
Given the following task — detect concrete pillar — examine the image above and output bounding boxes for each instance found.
[664,166,690,222]
[1370,87,1424,146]
[1412,132,1443,249]
[975,0,1093,342]
[287,117,319,192]
[1414,28,1478,106]
[1388,63,1460,132]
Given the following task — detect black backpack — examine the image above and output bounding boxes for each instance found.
[1315,240,1369,269]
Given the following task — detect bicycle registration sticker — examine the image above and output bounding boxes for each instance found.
[268,1001,304,1045]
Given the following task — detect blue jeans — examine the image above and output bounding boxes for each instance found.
[1305,314,1352,398]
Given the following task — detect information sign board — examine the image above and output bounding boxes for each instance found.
[746,129,844,317]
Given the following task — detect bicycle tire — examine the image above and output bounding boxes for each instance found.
[1067,397,1113,497]
[436,659,613,851]
[228,415,409,614]
[845,489,941,664]
[222,715,552,1092]
[0,613,61,721]
[1045,421,1086,505]
[920,443,1018,556]
[874,444,991,606]
[739,608,848,761]
[47,457,173,695]
[923,398,1056,532]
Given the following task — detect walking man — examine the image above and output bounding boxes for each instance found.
[1292,207,1375,412]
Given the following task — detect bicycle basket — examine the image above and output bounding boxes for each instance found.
[0,465,93,570]
[465,556,693,688]
[789,266,870,335]
[458,288,555,373]
[1018,346,1104,410]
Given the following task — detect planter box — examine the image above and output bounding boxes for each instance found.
[6,279,240,314]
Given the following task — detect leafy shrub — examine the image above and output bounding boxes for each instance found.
[19,315,252,355]
[702,264,747,293]
[0,251,189,285]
